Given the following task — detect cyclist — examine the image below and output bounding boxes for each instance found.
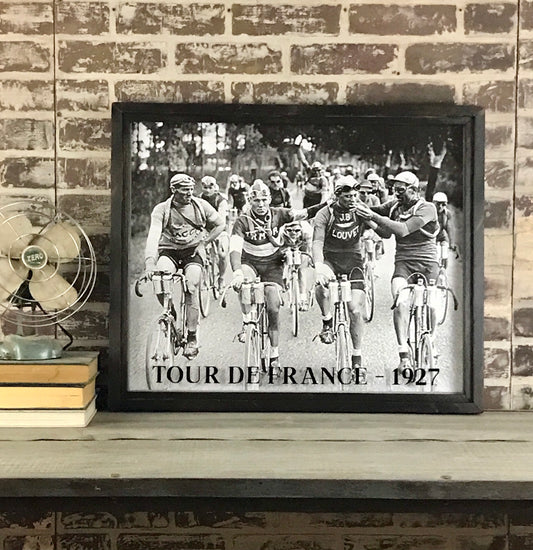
[144,173,225,359]
[229,180,320,370]
[200,175,230,289]
[280,219,315,311]
[355,171,440,368]
[366,172,388,203]
[312,175,370,370]
[227,173,249,214]
[358,181,383,260]
[433,191,455,268]
[267,171,292,208]
[298,146,331,208]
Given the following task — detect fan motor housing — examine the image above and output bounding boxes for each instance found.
[21,245,48,270]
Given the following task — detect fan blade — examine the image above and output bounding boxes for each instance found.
[0,212,33,257]
[0,258,29,301]
[29,265,78,310]
[32,222,81,262]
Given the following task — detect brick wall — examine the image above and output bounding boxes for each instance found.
[0,509,526,550]
[0,0,530,410]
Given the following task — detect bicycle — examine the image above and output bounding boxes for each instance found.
[221,278,282,384]
[283,248,314,337]
[198,241,220,318]
[135,270,187,390]
[435,241,459,325]
[361,235,376,323]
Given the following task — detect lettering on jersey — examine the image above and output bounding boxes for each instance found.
[245,226,280,242]
[169,224,201,244]
[331,227,361,241]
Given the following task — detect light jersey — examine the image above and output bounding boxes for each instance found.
[154,197,217,250]
[313,203,365,254]
[374,198,439,262]
[304,174,328,197]
[232,207,293,265]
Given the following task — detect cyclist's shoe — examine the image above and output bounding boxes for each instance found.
[298,298,310,312]
[398,356,411,369]
[183,335,199,359]
[269,357,282,378]
[217,276,225,292]
[319,324,334,344]
[236,330,246,344]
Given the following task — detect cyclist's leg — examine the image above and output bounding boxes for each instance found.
[259,263,284,358]
[216,232,229,287]
[391,269,410,366]
[316,259,336,343]
[183,256,203,357]
[422,260,440,336]
[154,253,178,310]
[347,265,365,366]
[298,255,314,310]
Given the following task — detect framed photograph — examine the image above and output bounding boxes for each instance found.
[109,103,484,413]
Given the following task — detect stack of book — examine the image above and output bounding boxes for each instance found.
[0,351,98,427]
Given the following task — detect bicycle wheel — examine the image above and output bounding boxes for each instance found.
[335,323,351,371]
[406,308,418,366]
[418,333,435,370]
[363,263,375,323]
[209,248,220,300]
[436,269,449,325]
[198,266,211,317]
[145,319,172,390]
[244,322,261,369]
[290,271,299,337]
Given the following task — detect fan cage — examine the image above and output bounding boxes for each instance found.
[0,199,97,329]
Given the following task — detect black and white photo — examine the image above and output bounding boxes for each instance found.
[109,103,484,413]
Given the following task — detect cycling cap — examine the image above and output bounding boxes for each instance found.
[359,181,373,191]
[170,173,195,189]
[393,171,419,188]
[366,172,381,182]
[201,175,217,187]
[228,173,240,183]
[364,168,376,179]
[334,175,359,193]
[284,220,302,230]
[433,192,448,203]
[311,161,323,170]
[248,179,271,199]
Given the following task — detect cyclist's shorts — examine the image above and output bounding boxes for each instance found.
[393,258,439,282]
[324,251,364,291]
[303,193,322,209]
[243,260,284,288]
[158,246,204,270]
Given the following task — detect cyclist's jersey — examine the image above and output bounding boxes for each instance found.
[201,191,227,212]
[280,220,313,253]
[232,207,293,265]
[148,197,218,253]
[304,174,328,199]
[270,187,291,208]
[436,206,450,242]
[228,185,249,211]
[373,198,439,262]
[313,203,365,255]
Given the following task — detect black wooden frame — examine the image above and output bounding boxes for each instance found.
[108,103,484,413]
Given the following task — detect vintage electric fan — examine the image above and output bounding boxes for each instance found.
[0,199,97,360]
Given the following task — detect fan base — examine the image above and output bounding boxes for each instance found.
[0,334,63,361]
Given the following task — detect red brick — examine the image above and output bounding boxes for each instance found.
[0,157,54,188]
[394,513,505,528]
[0,119,53,150]
[115,80,224,102]
[231,81,338,103]
[234,536,335,550]
[522,1,533,30]
[346,82,454,104]
[116,535,224,550]
[291,43,396,74]
[56,2,109,34]
[233,5,340,35]
[465,3,516,34]
[514,346,533,376]
[485,316,511,340]
[0,42,51,72]
[175,43,282,74]
[0,80,53,111]
[485,268,512,302]
[175,512,269,529]
[483,386,510,410]
[518,117,533,149]
[59,117,110,151]
[519,79,533,109]
[88,232,110,265]
[57,80,108,111]
[343,536,447,550]
[117,3,224,35]
[485,160,513,189]
[0,512,54,529]
[349,5,456,35]
[0,3,53,34]
[58,41,165,74]
[58,194,110,228]
[58,158,110,189]
[520,41,533,70]
[486,123,514,152]
[57,534,111,550]
[485,200,512,229]
[405,43,514,74]
[4,536,54,550]
[60,512,117,529]
[463,81,514,112]
[484,347,510,378]
[515,308,533,337]
[456,536,506,549]
[517,195,533,216]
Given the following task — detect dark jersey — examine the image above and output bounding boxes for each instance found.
[313,203,365,255]
[232,207,293,265]
[201,192,226,211]
[228,185,248,211]
[270,187,291,208]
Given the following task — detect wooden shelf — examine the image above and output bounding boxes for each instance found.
[2,411,533,502]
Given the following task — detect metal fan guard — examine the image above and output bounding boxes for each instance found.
[0,199,97,328]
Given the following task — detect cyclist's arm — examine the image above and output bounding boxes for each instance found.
[311,208,328,265]
[229,234,244,270]
[289,200,329,221]
[218,197,229,222]
[202,200,225,245]
[144,204,164,270]
[370,202,436,238]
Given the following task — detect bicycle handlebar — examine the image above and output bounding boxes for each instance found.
[134,271,184,298]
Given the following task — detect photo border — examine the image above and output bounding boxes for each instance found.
[108,103,484,413]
